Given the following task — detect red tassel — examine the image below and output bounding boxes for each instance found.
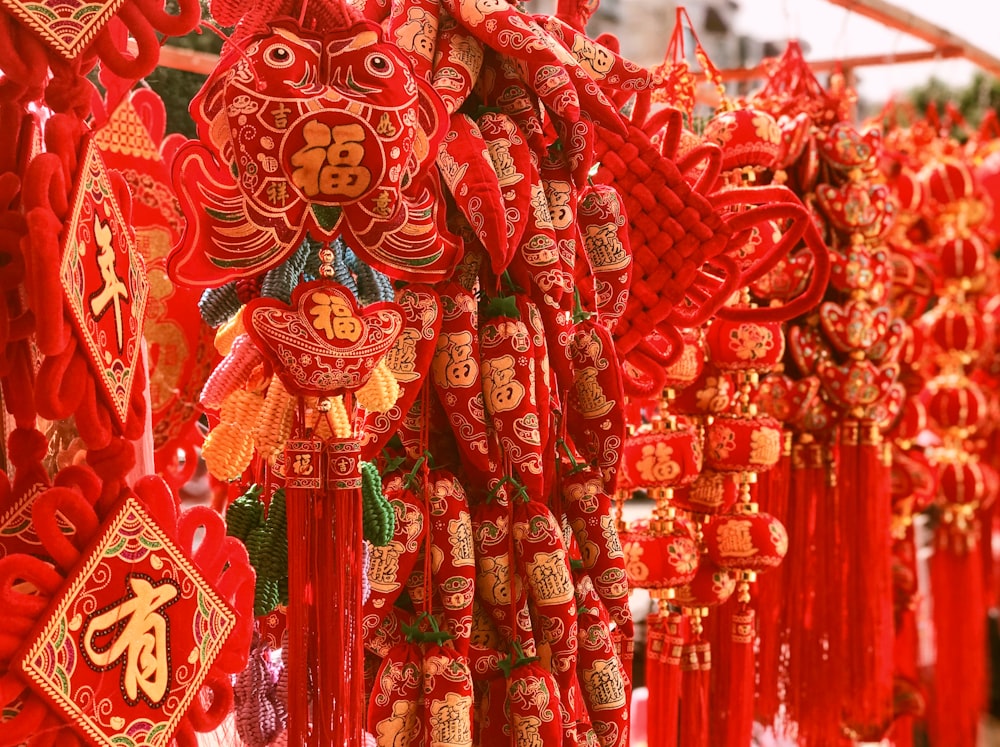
[320,438,364,747]
[284,438,317,747]
[928,527,986,747]
[723,607,756,747]
[661,610,684,747]
[678,616,709,747]
[786,440,844,745]
[285,436,365,747]
[839,422,893,740]
[645,611,665,747]
[755,448,790,724]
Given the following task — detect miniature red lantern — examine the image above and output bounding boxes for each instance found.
[702,108,784,173]
[706,317,786,372]
[705,415,783,472]
[621,427,703,489]
[927,380,987,432]
[674,559,737,608]
[703,509,788,572]
[621,521,700,591]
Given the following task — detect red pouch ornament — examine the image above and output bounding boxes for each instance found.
[561,467,631,638]
[428,470,476,653]
[359,284,442,460]
[368,641,423,747]
[363,473,427,635]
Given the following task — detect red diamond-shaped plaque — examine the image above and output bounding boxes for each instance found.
[0,0,125,60]
[61,138,148,430]
[17,496,236,746]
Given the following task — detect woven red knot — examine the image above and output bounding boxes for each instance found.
[593,122,732,355]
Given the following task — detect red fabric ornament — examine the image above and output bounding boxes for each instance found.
[1,469,251,745]
[171,17,455,285]
[512,498,579,740]
[94,89,215,465]
[59,136,149,431]
[562,468,632,637]
[358,284,443,460]
[479,308,544,498]
[431,16,483,115]
[567,319,626,492]
[706,317,785,372]
[472,499,533,655]
[363,475,427,640]
[704,415,782,473]
[431,283,494,492]
[367,641,423,747]
[620,520,699,590]
[428,470,476,654]
[576,183,632,331]
[422,644,475,747]
[702,107,784,174]
[672,471,739,515]
[575,571,630,747]
[437,113,510,276]
[703,509,788,572]
[245,280,403,397]
[620,427,702,490]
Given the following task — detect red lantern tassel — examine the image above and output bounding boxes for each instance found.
[839,421,893,740]
[755,444,790,724]
[661,609,685,747]
[285,436,320,747]
[707,596,732,745]
[285,436,365,747]
[645,610,665,747]
[928,526,985,747]
[723,606,756,747]
[788,439,844,745]
[322,438,365,747]
[679,615,709,747]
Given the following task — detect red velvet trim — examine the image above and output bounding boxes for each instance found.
[35,341,87,420]
[3,343,37,427]
[92,8,161,81]
[32,486,100,573]
[135,0,203,36]
[54,464,103,507]
[0,697,48,747]
[184,675,234,732]
[0,554,61,620]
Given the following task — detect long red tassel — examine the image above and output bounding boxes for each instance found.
[723,606,756,747]
[285,436,320,746]
[755,444,791,725]
[928,525,986,747]
[840,422,894,741]
[679,614,709,747]
[789,440,844,746]
[321,437,365,747]
[706,598,729,746]
[890,519,923,747]
[659,609,685,747]
[646,610,665,747]
[285,435,365,747]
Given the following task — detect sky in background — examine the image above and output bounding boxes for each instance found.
[732,0,1000,104]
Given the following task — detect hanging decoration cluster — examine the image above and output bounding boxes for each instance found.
[2,0,1000,745]
[621,36,1000,747]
